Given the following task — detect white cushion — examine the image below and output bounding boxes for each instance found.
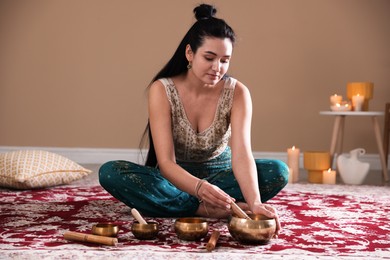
[0,150,92,189]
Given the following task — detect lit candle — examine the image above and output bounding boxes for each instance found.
[352,94,364,111]
[322,168,336,184]
[330,94,342,105]
[287,146,300,183]
[331,101,351,111]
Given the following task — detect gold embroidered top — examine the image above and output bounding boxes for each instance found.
[160,77,236,162]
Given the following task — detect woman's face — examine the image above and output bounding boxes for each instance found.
[188,37,233,86]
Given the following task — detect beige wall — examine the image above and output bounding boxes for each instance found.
[1,0,389,154]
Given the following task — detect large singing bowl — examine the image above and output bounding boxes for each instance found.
[228,214,276,244]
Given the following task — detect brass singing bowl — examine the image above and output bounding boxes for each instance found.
[91,223,119,237]
[131,221,159,240]
[228,214,276,244]
[174,218,209,241]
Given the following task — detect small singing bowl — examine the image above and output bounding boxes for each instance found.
[131,221,159,240]
[91,223,119,237]
[228,214,276,244]
[174,217,209,241]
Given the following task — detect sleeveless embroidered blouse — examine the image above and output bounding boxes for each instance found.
[160,77,236,162]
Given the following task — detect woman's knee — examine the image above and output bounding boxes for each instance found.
[255,159,289,185]
[99,160,132,185]
[255,159,289,202]
[98,161,116,188]
[272,160,289,185]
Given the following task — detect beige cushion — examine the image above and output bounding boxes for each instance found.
[0,150,92,189]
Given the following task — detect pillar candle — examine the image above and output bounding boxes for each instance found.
[322,168,336,184]
[352,94,364,111]
[287,146,300,183]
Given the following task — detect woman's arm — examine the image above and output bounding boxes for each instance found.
[229,81,260,207]
[148,80,200,196]
[230,81,281,233]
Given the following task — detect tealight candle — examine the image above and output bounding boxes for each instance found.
[322,168,336,184]
[331,101,351,111]
[287,146,300,183]
[330,94,342,105]
[352,94,364,111]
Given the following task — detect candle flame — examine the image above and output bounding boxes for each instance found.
[292,146,295,150]
[327,168,331,173]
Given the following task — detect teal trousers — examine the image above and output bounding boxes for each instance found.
[99,147,288,217]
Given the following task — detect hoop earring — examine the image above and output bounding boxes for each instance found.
[187,63,192,70]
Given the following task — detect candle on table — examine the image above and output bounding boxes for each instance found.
[352,94,364,111]
[322,168,336,184]
[331,101,351,111]
[330,94,342,105]
[287,146,300,183]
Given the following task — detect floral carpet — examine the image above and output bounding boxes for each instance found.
[0,183,389,259]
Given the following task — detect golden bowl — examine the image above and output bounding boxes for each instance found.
[228,214,276,244]
[174,218,208,241]
[131,221,159,240]
[91,223,119,237]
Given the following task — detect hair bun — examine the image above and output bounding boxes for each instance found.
[193,4,217,20]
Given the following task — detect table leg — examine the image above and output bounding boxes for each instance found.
[330,116,343,167]
[336,116,345,157]
[372,116,389,182]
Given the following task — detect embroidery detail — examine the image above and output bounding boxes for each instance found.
[160,77,236,162]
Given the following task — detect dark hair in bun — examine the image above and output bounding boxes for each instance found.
[150,3,235,82]
[143,4,236,166]
[193,4,217,20]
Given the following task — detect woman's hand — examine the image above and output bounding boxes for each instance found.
[251,202,281,237]
[196,180,232,211]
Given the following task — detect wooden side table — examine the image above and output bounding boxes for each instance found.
[319,111,389,182]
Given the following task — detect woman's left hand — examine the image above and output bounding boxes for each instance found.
[251,202,281,237]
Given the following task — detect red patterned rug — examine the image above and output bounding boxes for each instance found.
[1,183,389,259]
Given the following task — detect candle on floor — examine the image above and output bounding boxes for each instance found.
[287,146,300,183]
[352,94,364,111]
[323,168,336,184]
